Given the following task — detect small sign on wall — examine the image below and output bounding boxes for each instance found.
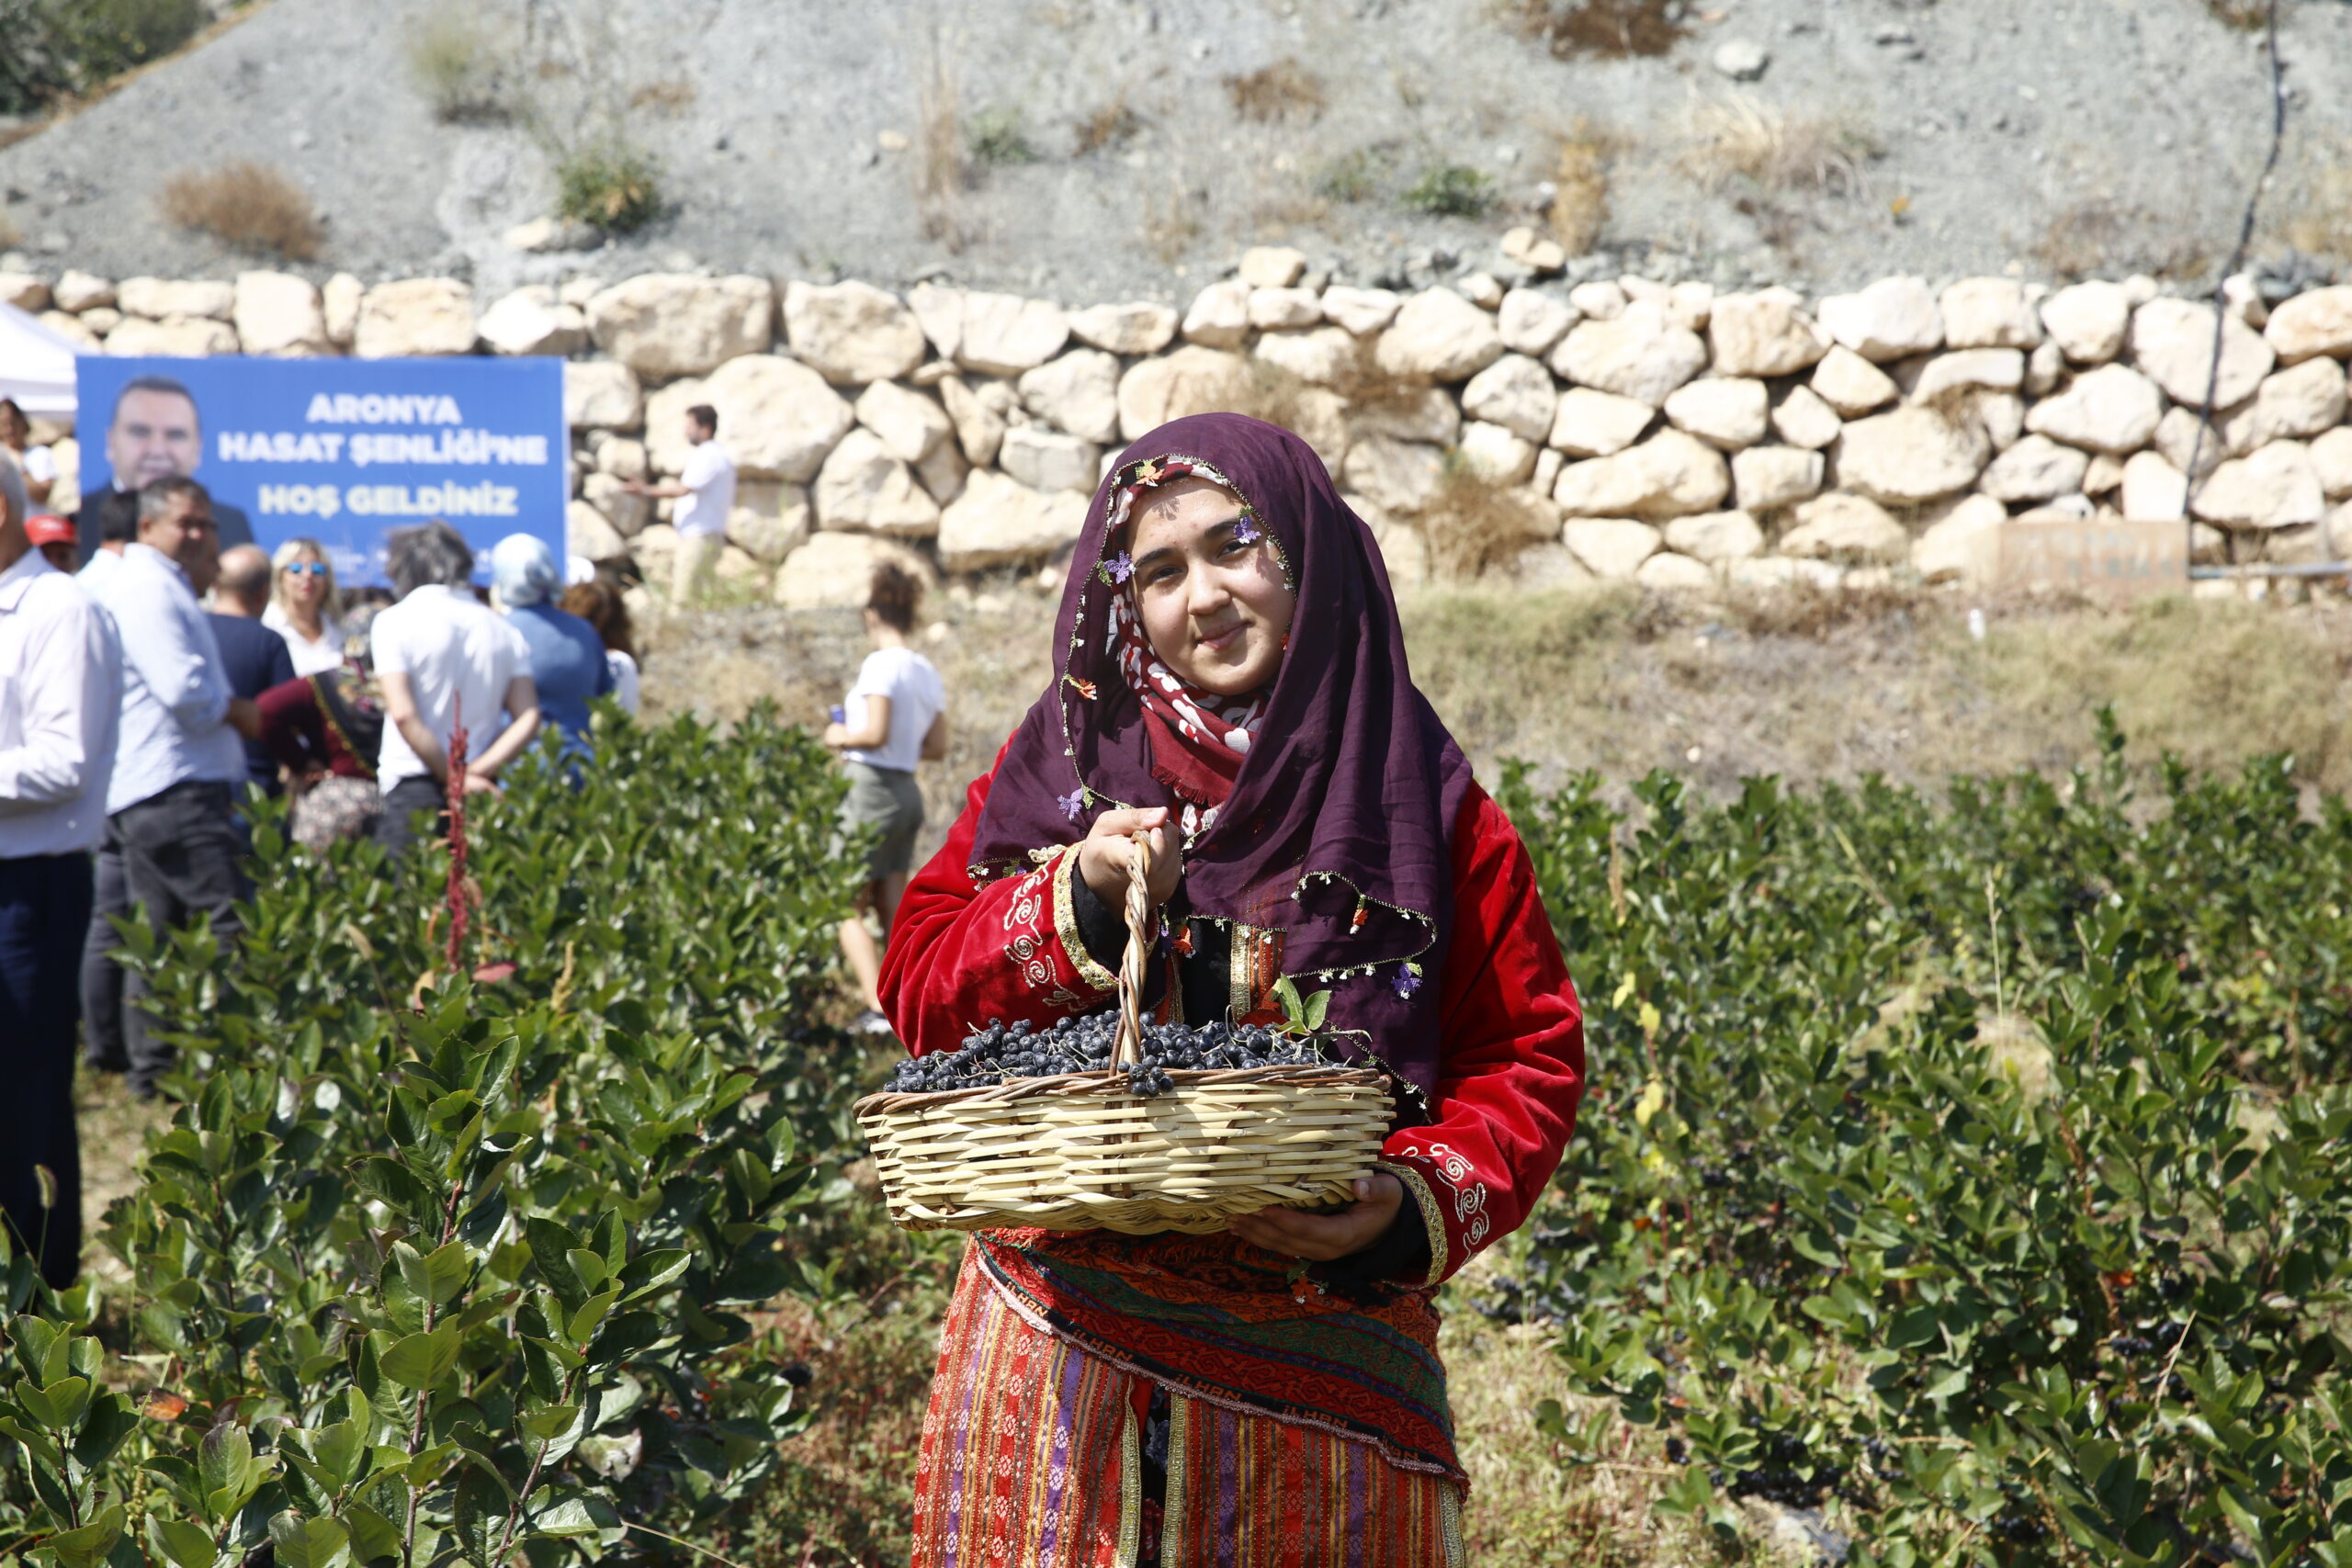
[1992,517,2188,601]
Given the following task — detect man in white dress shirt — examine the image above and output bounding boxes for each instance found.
[84,477,260,1098]
[621,402,734,609]
[369,522,543,854]
[0,450,122,1284]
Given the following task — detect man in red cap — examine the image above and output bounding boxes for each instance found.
[25,516,75,574]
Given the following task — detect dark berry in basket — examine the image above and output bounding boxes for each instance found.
[885,1010,1339,1097]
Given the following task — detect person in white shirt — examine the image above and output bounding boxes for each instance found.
[821,563,947,1032]
[368,522,543,854]
[0,400,55,508]
[84,477,262,1098]
[621,403,735,610]
[74,491,139,595]
[0,449,121,1283]
[261,536,346,676]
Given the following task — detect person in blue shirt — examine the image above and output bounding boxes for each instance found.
[205,545,298,798]
[488,534,612,761]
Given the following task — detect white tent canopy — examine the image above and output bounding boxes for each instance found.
[0,300,84,419]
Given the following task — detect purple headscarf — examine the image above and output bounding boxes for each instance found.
[970,412,1474,1098]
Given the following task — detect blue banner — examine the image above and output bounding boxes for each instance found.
[74,356,567,584]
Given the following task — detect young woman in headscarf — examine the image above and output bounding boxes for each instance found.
[879,413,1586,1567]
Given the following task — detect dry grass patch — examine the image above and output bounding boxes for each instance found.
[2037,196,2206,281]
[1550,122,1611,254]
[916,45,967,246]
[1075,94,1142,154]
[404,1,513,123]
[1422,468,1561,580]
[1681,95,1874,198]
[1444,1251,1720,1564]
[628,78,696,116]
[1140,186,1204,263]
[1502,0,1686,60]
[1225,58,1326,122]
[158,161,323,260]
[2278,162,2352,263]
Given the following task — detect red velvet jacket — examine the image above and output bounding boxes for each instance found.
[879,759,1586,1286]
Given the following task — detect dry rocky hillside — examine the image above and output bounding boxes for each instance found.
[2,0,2349,306]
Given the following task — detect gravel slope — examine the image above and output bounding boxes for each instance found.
[4,0,2348,302]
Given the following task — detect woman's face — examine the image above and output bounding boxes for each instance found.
[1127,478,1295,698]
[283,549,329,609]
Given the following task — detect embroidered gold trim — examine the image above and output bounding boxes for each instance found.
[1440,1480,1468,1567]
[1162,1391,1191,1565]
[1117,1399,1143,1568]
[1228,921,1259,1021]
[1379,1160,1450,1288]
[1052,847,1119,995]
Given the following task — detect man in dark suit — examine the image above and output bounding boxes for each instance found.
[205,544,296,799]
[75,376,253,567]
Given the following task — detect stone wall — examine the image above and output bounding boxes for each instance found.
[9,245,2352,608]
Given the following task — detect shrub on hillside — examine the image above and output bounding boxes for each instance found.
[404,2,513,124]
[158,161,323,260]
[556,143,662,234]
[1403,164,1494,219]
[0,708,874,1566]
[0,0,206,112]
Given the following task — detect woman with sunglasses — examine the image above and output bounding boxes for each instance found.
[263,537,345,676]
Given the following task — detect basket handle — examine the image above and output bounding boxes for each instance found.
[1112,831,1153,1068]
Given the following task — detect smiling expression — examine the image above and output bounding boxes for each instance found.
[1125,477,1295,698]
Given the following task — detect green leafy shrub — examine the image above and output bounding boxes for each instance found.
[556,144,662,234]
[1501,718,2352,1565]
[405,3,512,124]
[0,708,874,1566]
[0,0,207,112]
[1402,164,1494,218]
[1313,147,1388,204]
[966,107,1038,167]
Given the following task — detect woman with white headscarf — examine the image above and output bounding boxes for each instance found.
[489,533,612,759]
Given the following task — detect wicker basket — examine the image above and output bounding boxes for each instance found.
[854,838,1395,1235]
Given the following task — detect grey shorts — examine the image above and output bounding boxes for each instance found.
[841,761,925,879]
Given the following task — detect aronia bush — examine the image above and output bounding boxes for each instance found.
[0,707,874,1567]
[1502,717,2352,1566]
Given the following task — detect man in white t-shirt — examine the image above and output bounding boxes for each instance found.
[623,403,735,610]
[368,523,543,854]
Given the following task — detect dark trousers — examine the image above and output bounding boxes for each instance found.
[107,779,247,1096]
[370,774,447,856]
[78,840,128,1072]
[1,852,94,1287]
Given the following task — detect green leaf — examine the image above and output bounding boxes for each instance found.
[144,1516,218,1568]
[616,1248,690,1300]
[40,1505,124,1568]
[198,1422,259,1517]
[567,1289,621,1347]
[340,1503,403,1567]
[453,1463,506,1568]
[268,1510,353,1568]
[379,1325,460,1391]
[19,1374,93,1429]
